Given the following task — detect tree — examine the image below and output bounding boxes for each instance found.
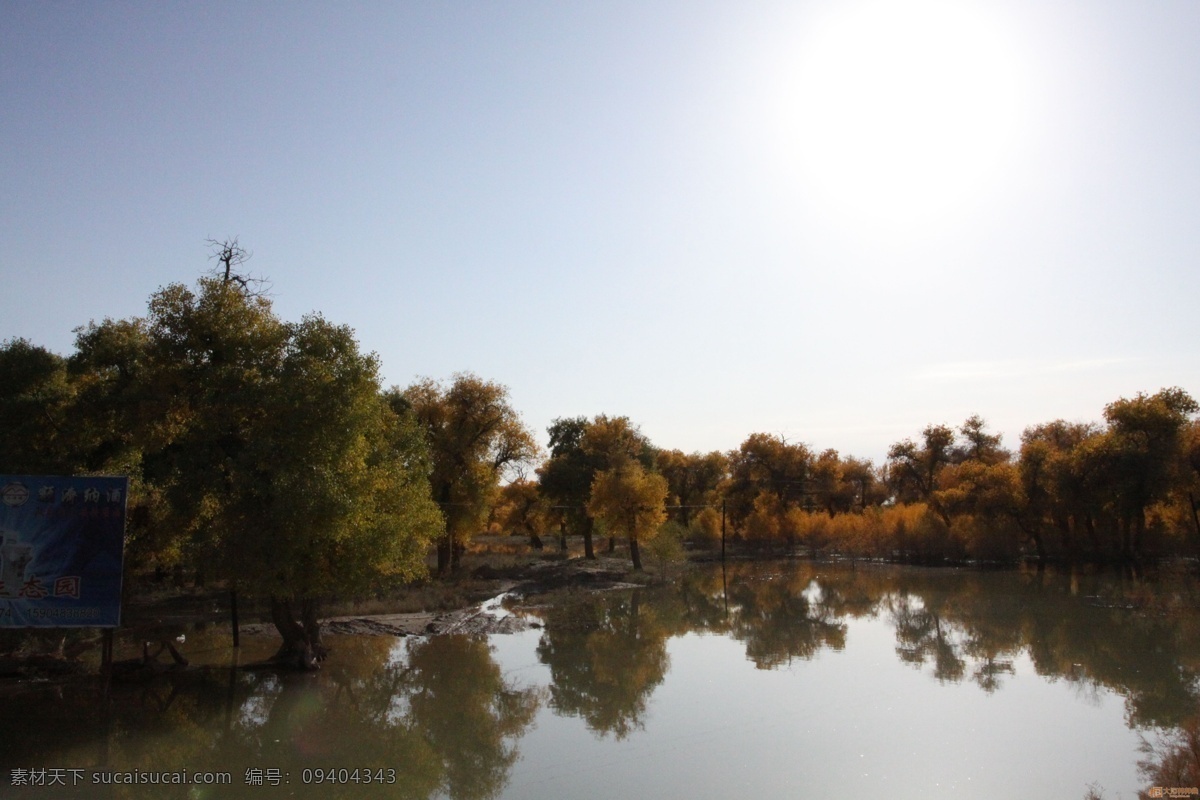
[647,521,686,581]
[205,236,269,296]
[1100,387,1198,560]
[119,276,441,667]
[887,423,956,522]
[538,417,595,557]
[404,373,539,574]
[1184,420,1200,541]
[841,456,885,510]
[238,315,441,665]
[495,478,549,549]
[587,462,668,571]
[580,415,657,470]
[539,414,654,559]
[1018,420,1099,561]
[655,449,727,526]
[954,414,1008,465]
[0,338,77,474]
[68,318,174,570]
[725,433,813,523]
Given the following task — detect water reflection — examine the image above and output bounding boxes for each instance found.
[535,590,670,739]
[644,562,1200,727]
[3,563,1200,798]
[724,571,846,669]
[1,635,539,799]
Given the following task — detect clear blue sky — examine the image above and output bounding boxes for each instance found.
[3,0,1198,463]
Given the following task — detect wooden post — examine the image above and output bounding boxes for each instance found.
[230,588,241,648]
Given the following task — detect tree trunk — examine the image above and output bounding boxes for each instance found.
[608,536,616,554]
[1029,526,1046,565]
[529,532,543,550]
[1131,507,1146,562]
[1084,514,1101,559]
[628,536,642,571]
[1190,492,1200,547]
[583,516,596,560]
[451,539,465,571]
[269,597,322,671]
[1056,515,1074,562]
[436,535,452,575]
[301,599,324,655]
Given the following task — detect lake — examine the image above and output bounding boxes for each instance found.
[3,561,1199,799]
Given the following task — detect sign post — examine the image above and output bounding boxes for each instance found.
[0,475,128,629]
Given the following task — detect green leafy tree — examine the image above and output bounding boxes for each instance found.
[647,520,686,581]
[0,338,77,473]
[537,416,595,556]
[122,276,441,667]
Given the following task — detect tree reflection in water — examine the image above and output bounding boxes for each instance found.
[5,563,1200,798]
[529,562,1200,752]
[724,570,847,669]
[0,634,539,800]
[535,589,671,739]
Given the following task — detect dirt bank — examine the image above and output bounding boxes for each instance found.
[238,554,647,638]
[0,552,658,678]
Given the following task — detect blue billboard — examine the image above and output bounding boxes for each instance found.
[0,475,127,628]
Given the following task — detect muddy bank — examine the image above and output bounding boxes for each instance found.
[0,555,655,678]
[240,555,647,638]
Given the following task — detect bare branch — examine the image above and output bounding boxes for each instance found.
[205,237,272,297]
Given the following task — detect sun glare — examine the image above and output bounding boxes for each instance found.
[789,0,1027,232]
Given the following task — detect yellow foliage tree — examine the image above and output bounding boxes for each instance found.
[587,463,668,571]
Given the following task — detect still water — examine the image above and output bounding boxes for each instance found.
[4,562,1200,799]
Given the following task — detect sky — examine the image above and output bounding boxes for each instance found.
[3,0,1198,464]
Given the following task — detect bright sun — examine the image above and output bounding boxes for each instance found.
[789,0,1027,231]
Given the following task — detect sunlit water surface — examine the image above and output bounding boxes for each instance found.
[4,562,1199,800]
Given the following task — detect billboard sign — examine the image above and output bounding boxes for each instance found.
[0,475,128,628]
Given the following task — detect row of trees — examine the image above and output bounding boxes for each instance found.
[2,255,1198,657]
[491,396,1200,567]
